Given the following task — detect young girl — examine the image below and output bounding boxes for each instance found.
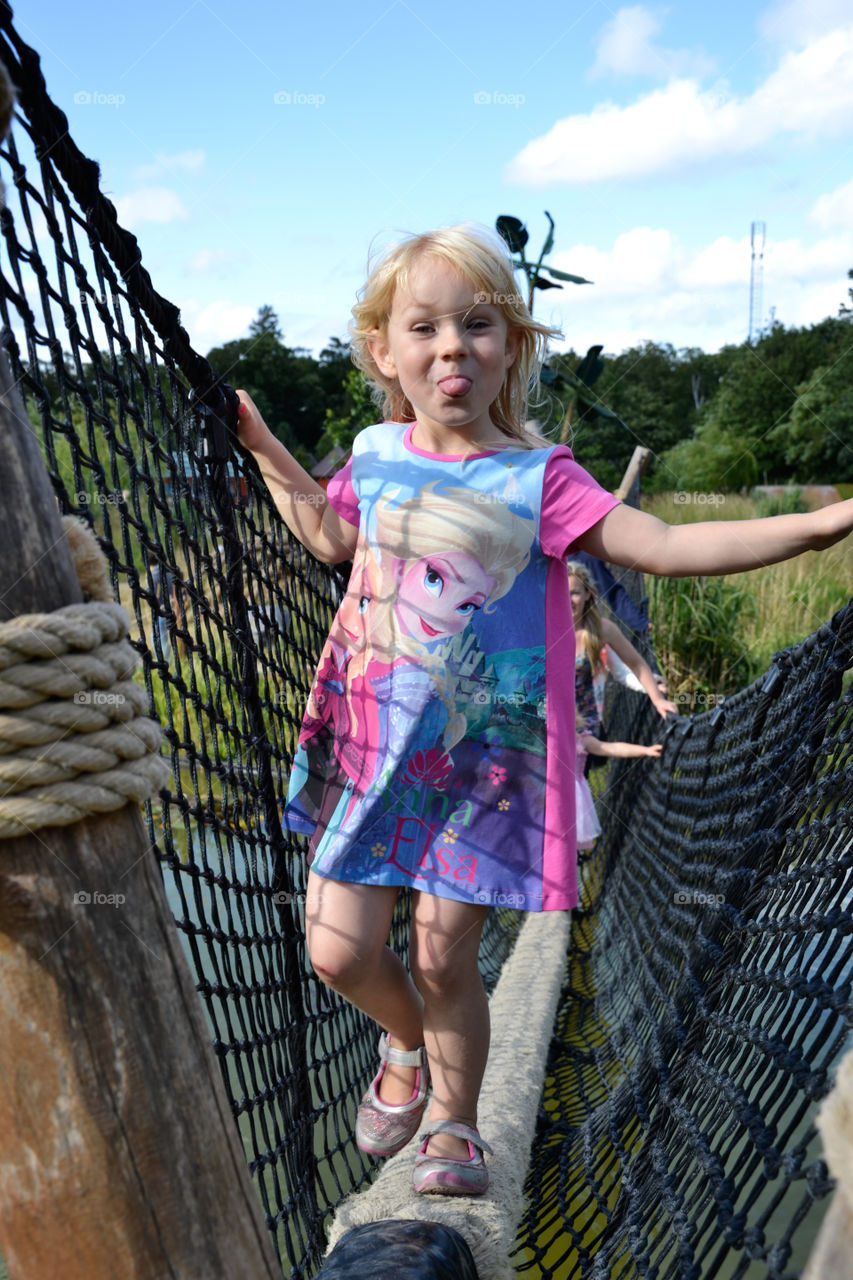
[569,557,676,743]
[575,720,662,848]
[235,224,853,1198]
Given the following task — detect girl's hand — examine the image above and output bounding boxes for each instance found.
[235,389,272,453]
[653,689,679,719]
[645,742,663,757]
[808,496,853,550]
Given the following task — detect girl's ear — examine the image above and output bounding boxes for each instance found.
[504,326,522,368]
[368,332,396,378]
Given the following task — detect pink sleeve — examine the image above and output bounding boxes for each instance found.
[539,446,620,558]
[324,459,360,529]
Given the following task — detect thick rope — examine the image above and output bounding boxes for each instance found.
[0,521,170,838]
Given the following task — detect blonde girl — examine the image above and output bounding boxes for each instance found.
[235,222,853,1198]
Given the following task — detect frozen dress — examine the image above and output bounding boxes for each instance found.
[284,423,619,911]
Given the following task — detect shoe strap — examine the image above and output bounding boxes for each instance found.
[378,1032,426,1069]
[421,1120,493,1155]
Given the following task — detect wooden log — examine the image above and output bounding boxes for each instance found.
[0,352,280,1277]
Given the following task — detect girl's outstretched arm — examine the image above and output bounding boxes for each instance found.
[576,498,853,577]
[581,732,662,759]
[235,391,358,564]
[600,617,677,719]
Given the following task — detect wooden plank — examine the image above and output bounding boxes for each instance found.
[0,350,280,1278]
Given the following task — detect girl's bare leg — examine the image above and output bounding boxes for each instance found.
[305,870,424,1104]
[410,892,490,1159]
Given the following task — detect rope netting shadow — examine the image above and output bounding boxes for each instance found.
[1,6,852,1277]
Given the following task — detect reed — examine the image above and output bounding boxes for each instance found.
[643,493,853,700]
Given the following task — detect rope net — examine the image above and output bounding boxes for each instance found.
[2,9,853,1278]
[0,15,518,1277]
[514,614,853,1278]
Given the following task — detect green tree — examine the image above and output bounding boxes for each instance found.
[206,306,328,454]
[767,356,853,481]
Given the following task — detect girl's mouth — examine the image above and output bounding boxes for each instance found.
[437,376,472,397]
[420,618,440,636]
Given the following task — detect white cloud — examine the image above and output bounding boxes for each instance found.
[590,6,715,80]
[759,0,853,47]
[131,150,206,183]
[507,26,853,186]
[811,177,853,230]
[179,299,257,352]
[114,187,190,226]
[541,222,853,355]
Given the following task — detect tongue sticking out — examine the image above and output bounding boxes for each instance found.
[439,376,472,397]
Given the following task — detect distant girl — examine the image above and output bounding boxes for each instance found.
[236,223,853,1199]
[569,557,675,734]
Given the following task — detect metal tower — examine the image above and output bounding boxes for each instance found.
[749,220,766,342]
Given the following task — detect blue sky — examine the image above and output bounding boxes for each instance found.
[9,0,853,363]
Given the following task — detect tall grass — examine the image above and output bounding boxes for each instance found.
[643,493,853,700]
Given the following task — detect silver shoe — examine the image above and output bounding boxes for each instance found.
[355,1033,430,1157]
[412,1120,493,1196]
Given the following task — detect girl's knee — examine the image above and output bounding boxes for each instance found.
[307,931,380,992]
[410,948,477,998]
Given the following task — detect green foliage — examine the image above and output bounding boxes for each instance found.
[206,307,352,456]
[655,317,850,486]
[656,421,759,493]
[767,357,853,481]
[313,367,376,459]
[647,572,762,699]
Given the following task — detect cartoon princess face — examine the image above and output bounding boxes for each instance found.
[394,551,496,641]
[328,548,380,658]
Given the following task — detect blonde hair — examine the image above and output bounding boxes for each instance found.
[567,559,605,673]
[374,482,535,614]
[350,224,560,446]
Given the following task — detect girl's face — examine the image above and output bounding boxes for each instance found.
[368,256,519,445]
[331,555,377,655]
[569,575,591,627]
[395,551,495,641]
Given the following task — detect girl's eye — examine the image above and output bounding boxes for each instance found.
[358,595,370,614]
[468,316,490,330]
[423,566,444,597]
[412,322,434,334]
[456,600,480,617]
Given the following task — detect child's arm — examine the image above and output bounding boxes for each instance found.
[236,391,358,564]
[581,732,662,759]
[577,499,853,576]
[600,618,677,719]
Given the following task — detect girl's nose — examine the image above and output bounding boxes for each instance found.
[438,321,467,357]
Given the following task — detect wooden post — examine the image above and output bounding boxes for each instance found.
[0,354,280,1276]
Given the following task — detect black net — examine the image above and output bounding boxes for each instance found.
[3,10,853,1280]
[0,14,520,1277]
[514,606,853,1278]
